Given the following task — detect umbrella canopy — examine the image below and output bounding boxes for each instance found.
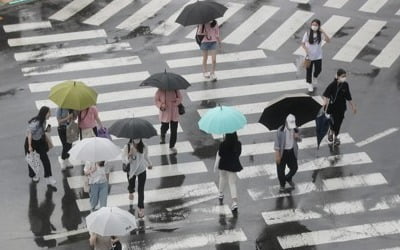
[175,1,227,26]
[69,137,121,162]
[198,106,247,135]
[86,207,137,236]
[315,108,332,149]
[140,71,190,90]
[259,93,323,130]
[109,118,157,139]
[48,80,97,110]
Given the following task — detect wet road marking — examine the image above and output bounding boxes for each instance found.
[76,182,218,211]
[356,128,399,147]
[116,0,171,31]
[166,50,266,68]
[185,2,244,39]
[249,172,387,200]
[263,194,400,225]
[188,79,308,102]
[83,0,134,26]
[332,19,386,62]
[371,31,400,68]
[22,56,141,76]
[130,228,247,249]
[277,219,400,248]
[165,195,216,211]
[49,0,94,21]
[67,161,207,188]
[152,0,197,36]
[397,9,400,15]
[183,63,297,84]
[293,15,350,56]
[238,152,372,179]
[223,5,279,45]
[157,42,198,54]
[258,10,314,51]
[241,133,354,156]
[30,71,150,93]
[324,0,349,9]
[8,29,107,47]
[14,42,132,61]
[290,0,310,3]
[2,21,52,33]
[359,0,389,13]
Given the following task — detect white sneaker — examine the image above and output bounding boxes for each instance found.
[169,147,177,154]
[312,77,318,85]
[210,72,217,81]
[64,159,73,168]
[32,176,40,182]
[203,72,210,79]
[307,83,313,92]
[46,177,57,186]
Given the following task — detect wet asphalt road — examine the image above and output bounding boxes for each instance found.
[0,0,400,249]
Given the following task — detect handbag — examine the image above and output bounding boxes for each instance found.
[175,90,185,115]
[45,132,53,151]
[81,128,95,139]
[121,143,131,173]
[66,121,79,143]
[25,151,42,176]
[195,25,205,47]
[303,57,311,68]
[97,127,112,140]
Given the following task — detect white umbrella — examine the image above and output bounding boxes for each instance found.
[86,207,137,236]
[69,137,121,162]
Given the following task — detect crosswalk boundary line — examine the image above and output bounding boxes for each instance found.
[323,0,349,9]
[3,21,52,33]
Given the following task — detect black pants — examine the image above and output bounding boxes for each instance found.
[127,171,146,209]
[24,137,52,178]
[306,59,322,83]
[58,126,72,160]
[330,111,345,136]
[161,121,178,148]
[276,149,298,188]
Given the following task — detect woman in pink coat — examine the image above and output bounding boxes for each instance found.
[154,89,182,151]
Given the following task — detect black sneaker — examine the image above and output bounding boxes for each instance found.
[334,138,341,145]
[287,180,295,188]
[160,135,166,144]
[279,186,285,192]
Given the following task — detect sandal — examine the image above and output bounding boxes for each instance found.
[138,208,145,218]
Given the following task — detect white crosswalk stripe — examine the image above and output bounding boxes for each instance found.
[324,0,349,9]
[14,43,132,61]
[49,0,94,21]
[290,0,310,3]
[157,42,198,54]
[258,10,314,51]
[83,0,134,26]
[359,0,389,13]
[223,5,279,45]
[277,220,400,249]
[2,21,52,33]
[333,20,386,62]
[8,29,107,47]
[371,31,400,68]
[116,0,171,31]
[22,56,141,76]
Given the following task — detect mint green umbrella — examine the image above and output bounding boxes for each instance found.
[198,106,247,135]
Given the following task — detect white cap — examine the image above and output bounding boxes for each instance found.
[286,114,296,129]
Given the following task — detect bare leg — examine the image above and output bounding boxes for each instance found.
[202,50,209,76]
[210,50,217,74]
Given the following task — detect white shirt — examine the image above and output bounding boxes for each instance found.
[302,32,326,61]
[84,162,109,184]
[284,127,294,150]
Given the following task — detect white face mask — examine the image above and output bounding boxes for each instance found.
[311,25,318,31]
[338,77,347,83]
[133,139,141,144]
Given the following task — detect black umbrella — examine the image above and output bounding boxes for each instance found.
[175,1,228,26]
[140,71,191,90]
[259,93,323,130]
[109,118,157,139]
[315,108,332,149]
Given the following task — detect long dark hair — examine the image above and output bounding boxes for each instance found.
[28,106,49,128]
[222,132,239,151]
[129,138,144,154]
[308,19,321,44]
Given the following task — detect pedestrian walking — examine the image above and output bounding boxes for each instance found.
[216,132,243,212]
[56,108,77,169]
[274,114,302,192]
[110,236,122,250]
[197,19,221,81]
[84,161,109,212]
[154,88,183,152]
[323,68,357,145]
[24,106,56,186]
[122,139,152,218]
[301,19,330,92]
[89,232,111,250]
[78,105,103,139]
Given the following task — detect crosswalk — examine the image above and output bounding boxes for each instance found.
[3,0,400,249]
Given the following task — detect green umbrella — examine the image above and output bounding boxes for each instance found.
[198,106,247,135]
[48,80,97,110]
